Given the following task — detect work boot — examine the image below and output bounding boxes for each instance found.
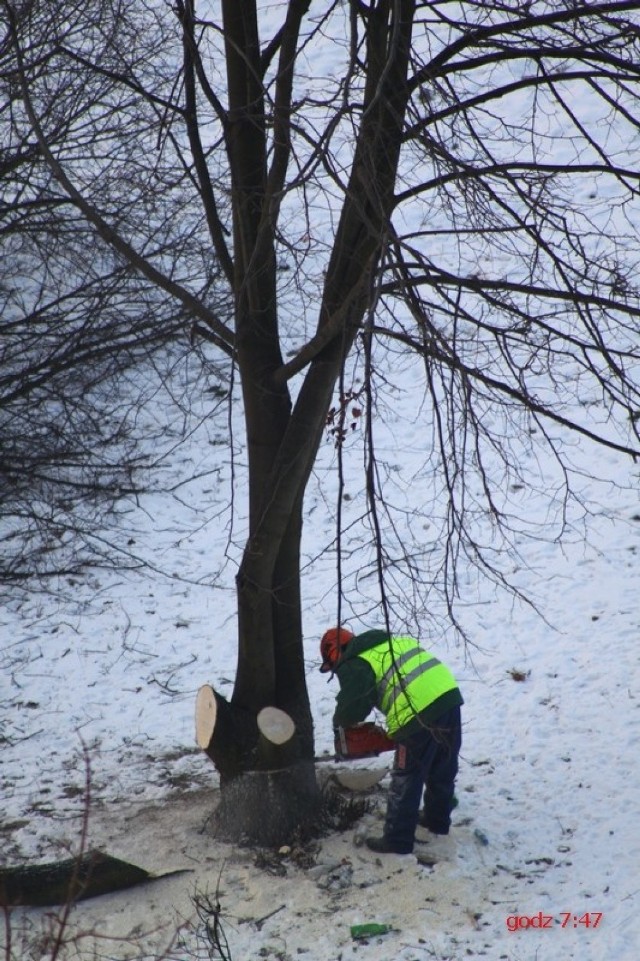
[365,835,412,855]
[418,794,458,833]
[417,815,449,835]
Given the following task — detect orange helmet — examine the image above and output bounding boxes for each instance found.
[319,627,354,673]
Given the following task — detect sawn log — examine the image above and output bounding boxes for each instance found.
[0,849,190,907]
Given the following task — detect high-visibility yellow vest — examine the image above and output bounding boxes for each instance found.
[357,636,459,735]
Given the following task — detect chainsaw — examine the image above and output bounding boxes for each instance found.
[331,722,395,761]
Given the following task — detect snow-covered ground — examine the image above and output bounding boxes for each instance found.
[2,381,639,961]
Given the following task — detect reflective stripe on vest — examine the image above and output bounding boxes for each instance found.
[380,650,441,713]
[358,637,458,735]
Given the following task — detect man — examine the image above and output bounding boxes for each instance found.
[320,626,463,855]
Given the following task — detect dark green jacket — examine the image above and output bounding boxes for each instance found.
[332,629,463,738]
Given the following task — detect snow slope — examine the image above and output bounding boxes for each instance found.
[2,374,639,961]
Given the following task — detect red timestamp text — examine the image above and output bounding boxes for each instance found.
[506,911,603,932]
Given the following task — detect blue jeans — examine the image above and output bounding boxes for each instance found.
[383,706,462,853]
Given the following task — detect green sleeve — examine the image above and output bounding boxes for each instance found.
[332,658,378,728]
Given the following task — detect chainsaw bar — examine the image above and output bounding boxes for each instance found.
[314,751,389,763]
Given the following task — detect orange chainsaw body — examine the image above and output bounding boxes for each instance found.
[335,722,395,760]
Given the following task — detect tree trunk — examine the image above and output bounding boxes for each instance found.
[203,0,417,845]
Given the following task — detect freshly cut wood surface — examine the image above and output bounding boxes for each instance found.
[257,705,296,745]
[195,683,217,749]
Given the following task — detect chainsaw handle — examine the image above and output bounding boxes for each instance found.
[334,726,348,758]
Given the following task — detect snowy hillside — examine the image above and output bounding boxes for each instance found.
[2,353,639,961]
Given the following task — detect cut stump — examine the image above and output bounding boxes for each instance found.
[195,685,321,846]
